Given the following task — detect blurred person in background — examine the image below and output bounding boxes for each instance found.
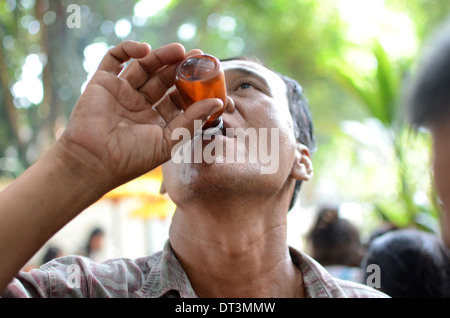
[306,204,364,283]
[362,228,450,298]
[78,227,105,262]
[41,246,63,266]
[407,16,450,249]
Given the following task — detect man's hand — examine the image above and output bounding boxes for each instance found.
[59,41,223,194]
[0,41,225,294]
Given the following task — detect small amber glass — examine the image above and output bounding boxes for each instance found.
[175,54,227,130]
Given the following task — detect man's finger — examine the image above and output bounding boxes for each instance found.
[137,64,178,104]
[164,98,224,149]
[134,43,186,75]
[152,88,182,124]
[136,48,205,104]
[98,41,150,75]
[120,44,185,90]
[119,60,149,89]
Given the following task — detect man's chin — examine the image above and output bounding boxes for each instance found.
[164,159,262,191]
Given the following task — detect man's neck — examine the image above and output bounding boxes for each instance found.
[168,204,305,298]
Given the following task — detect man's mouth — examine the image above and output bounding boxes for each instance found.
[195,119,235,141]
[221,120,233,138]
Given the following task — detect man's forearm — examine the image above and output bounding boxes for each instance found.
[0,140,104,294]
[0,41,215,295]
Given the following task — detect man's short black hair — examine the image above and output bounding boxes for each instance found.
[278,73,316,210]
[221,57,316,211]
[407,18,450,128]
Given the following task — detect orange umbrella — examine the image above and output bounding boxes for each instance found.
[103,166,175,220]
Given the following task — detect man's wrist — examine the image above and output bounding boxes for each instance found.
[0,137,110,291]
[50,136,114,204]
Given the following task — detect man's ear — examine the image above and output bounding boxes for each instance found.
[290,144,313,181]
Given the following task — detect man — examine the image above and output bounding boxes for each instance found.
[407,18,450,248]
[0,41,386,297]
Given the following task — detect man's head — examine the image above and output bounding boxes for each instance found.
[408,19,450,129]
[162,56,315,212]
[219,56,316,210]
[407,18,450,247]
[307,205,362,267]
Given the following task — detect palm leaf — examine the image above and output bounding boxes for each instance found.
[331,66,388,124]
[373,41,400,126]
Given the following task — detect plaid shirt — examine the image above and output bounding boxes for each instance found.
[3,241,388,298]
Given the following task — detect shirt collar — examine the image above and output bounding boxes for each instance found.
[289,246,348,298]
[135,240,347,298]
[135,241,197,298]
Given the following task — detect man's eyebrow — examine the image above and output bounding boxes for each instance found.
[224,67,271,91]
[224,66,263,78]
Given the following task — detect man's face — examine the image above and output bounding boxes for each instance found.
[431,122,450,247]
[162,59,302,207]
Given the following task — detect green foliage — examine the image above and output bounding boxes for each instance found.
[0,0,350,177]
[329,40,439,232]
[0,0,448,233]
[331,42,404,127]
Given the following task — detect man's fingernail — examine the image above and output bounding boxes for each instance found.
[208,99,223,116]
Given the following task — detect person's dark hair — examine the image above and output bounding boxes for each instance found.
[307,205,362,266]
[407,17,450,128]
[220,56,316,210]
[362,228,450,298]
[86,227,104,255]
[279,73,316,210]
[42,246,62,264]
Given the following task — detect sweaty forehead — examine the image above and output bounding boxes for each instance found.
[221,59,287,95]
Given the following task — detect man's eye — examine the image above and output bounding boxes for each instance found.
[238,83,253,90]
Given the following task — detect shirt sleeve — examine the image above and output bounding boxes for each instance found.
[2,255,91,298]
[2,255,147,298]
[3,268,51,298]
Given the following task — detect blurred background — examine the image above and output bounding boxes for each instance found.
[0,0,448,268]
